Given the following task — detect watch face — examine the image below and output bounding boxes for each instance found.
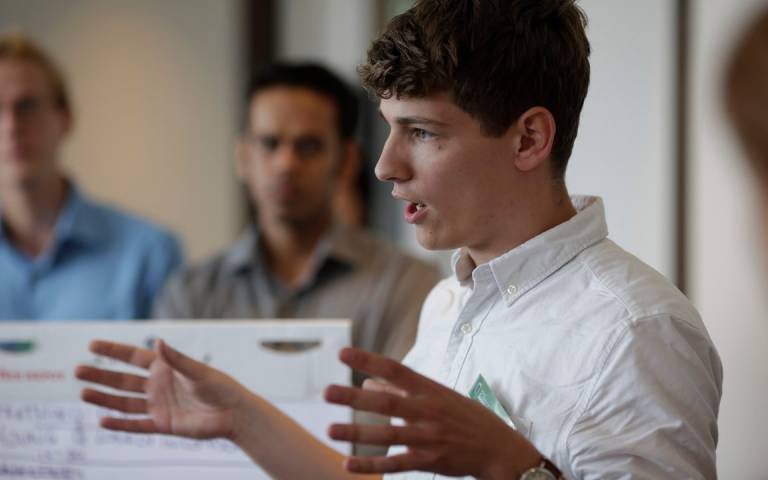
[520,467,557,480]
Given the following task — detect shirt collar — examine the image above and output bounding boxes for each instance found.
[318,223,371,267]
[52,185,105,247]
[223,222,366,274]
[0,183,105,249]
[451,195,609,306]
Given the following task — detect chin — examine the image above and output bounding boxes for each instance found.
[274,209,328,228]
[0,167,40,188]
[415,229,454,252]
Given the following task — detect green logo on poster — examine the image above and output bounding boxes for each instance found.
[0,340,36,354]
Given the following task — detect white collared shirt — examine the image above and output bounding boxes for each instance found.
[386,196,722,480]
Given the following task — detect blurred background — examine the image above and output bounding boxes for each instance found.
[0,0,766,477]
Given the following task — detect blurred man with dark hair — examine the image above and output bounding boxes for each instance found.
[0,33,182,320]
[153,62,440,368]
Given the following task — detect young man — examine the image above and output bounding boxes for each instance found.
[76,1,722,479]
[152,63,440,366]
[0,34,182,320]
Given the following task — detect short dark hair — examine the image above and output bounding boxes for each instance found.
[246,62,359,140]
[725,7,768,180]
[0,32,71,115]
[360,0,591,178]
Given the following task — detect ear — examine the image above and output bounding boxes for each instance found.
[234,138,249,181]
[512,107,556,172]
[58,109,73,137]
[337,141,361,181]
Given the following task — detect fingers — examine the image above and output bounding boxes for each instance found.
[328,423,434,446]
[155,339,207,381]
[344,452,426,474]
[81,388,148,414]
[100,417,160,434]
[89,340,155,369]
[324,385,426,420]
[88,339,208,382]
[362,378,408,397]
[339,348,439,394]
[74,365,148,393]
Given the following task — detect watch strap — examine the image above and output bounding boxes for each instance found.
[540,457,564,479]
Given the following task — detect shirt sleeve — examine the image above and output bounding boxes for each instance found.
[565,315,722,480]
[151,268,195,319]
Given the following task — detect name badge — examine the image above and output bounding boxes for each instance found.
[469,373,516,429]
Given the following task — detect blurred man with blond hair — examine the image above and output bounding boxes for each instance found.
[0,33,182,320]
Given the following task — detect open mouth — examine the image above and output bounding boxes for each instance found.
[407,202,427,215]
[404,201,429,224]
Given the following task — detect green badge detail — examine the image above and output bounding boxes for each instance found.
[469,374,516,429]
[0,340,36,353]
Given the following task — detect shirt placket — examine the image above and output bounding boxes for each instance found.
[440,272,498,390]
[4,246,41,320]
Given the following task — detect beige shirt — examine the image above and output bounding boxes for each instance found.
[153,223,441,376]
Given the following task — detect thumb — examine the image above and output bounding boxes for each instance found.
[155,339,207,381]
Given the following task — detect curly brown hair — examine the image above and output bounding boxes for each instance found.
[360,0,591,178]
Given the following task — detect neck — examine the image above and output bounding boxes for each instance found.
[0,174,69,257]
[468,180,576,266]
[259,210,334,288]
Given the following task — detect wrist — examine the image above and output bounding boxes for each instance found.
[227,389,263,444]
[483,431,542,480]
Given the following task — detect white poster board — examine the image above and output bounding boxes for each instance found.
[0,320,351,479]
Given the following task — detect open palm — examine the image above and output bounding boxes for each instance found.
[75,339,248,440]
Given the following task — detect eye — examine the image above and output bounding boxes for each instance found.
[295,137,324,157]
[257,136,279,151]
[410,128,435,141]
[14,97,44,118]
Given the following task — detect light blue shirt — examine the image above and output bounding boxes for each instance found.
[0,186,183,321]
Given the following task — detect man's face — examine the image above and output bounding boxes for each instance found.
[0,59,68,189]
[239,86,344,228]
[376,92,521,254]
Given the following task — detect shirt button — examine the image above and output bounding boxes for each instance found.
[506,284,518,296]
[460,323,472,335]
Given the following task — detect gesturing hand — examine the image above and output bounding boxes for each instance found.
[324,348,543,480]
[75,339,251,440]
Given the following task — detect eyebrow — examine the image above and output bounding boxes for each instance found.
[377,108,449,128]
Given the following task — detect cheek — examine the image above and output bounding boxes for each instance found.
[30,118,64,146]
[309,157,341,187]
[243,159,269,194]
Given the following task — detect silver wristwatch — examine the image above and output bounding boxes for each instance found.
[519,457,563,480]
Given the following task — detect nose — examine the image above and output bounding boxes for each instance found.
[273,143,301,174]
[374,134,411,184]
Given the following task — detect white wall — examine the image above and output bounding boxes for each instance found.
[0,0,245,262]
[571,0,676,280]
[276,0,376,84]
[690,1,768,477]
